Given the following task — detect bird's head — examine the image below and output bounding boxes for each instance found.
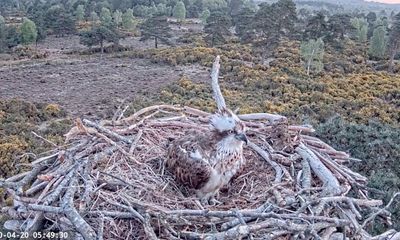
[210,107,248,145]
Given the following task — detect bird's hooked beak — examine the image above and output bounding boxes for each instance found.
[235,133,248,144]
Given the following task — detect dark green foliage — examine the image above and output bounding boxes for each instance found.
[44,5,75,36]
[303,12,328,41]
[388,13,400,72]
[26,0,47,42]
[228,0,245,21]
[366,11,377,38]
[4,26,20,49]
[203,0,227,12]
[316,116,400,231]
[186,0,204,18]
[326,14,352,43]
[234,7,256,43]
[0,16,5,52]
[253,0,297,47]
[366,11,377,25]
[274,0,297,32]
[80,25,121,53]
[204,10,232,46]
[140,16,172,48]
[298,8,311,22]
[110,0,132,10]
[94,1,112,14]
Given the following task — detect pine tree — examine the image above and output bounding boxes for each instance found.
[200,9,210,24]
[173,1,186,21]
[113,10,123,28]
[122,9,136,30]
[75,5,85,21]
[100,7,112,26]
[140,16,172,48]
[300,38,324,76]
[388,12,400,72]
[366,11,377,38]
[275,0,297,32]
[368,19,387,60]
[235,7,256,43]
[253,0,297,47]
[20,18,38,45]
[351,17,368,43]
[90,11,99,23]
[80,25,121,54]
[228,0,245,22]
[325,14,352,46]
[148,3,158,17]
[0,16,6,52]
[204,0,227,12]
[303,12,328,40]
[45,6,75,36]
[204,10,231,46]
[5,26,20,49]
[156,4,171,16]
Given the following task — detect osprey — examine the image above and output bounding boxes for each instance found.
[166,107,248,204]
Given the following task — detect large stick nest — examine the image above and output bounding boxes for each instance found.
[1,57,399,240]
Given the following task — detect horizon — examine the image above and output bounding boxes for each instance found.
[365,0,400,4]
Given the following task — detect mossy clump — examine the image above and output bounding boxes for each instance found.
[0,136,29,177]
[44,103,62,117]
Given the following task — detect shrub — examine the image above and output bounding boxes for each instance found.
[316,116,400,232]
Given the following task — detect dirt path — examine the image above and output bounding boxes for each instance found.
[0,55,208,118]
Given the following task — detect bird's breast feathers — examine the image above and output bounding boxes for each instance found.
[166,135,245,190]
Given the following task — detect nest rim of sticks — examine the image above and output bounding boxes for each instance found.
[1,56,399,240]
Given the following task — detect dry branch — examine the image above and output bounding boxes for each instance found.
[211,55,226,110]
[296,143,342,195]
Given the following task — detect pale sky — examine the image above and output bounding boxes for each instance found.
[365,0,400,3]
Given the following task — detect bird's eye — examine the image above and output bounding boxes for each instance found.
[228,130,234,134]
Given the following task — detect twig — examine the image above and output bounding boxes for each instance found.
[31,131,58,147]
[83,119,132,144]
[360,192,400,231]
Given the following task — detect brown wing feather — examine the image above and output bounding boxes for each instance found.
[166,131,221,189]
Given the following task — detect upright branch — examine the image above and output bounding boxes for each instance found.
[211,55,226,110]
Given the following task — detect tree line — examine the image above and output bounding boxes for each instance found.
[0,0,399,72]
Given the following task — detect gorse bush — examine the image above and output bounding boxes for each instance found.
[141,41,399,125]
[0,99,71,179]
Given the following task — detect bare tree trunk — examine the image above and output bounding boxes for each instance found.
[155,37,158,49]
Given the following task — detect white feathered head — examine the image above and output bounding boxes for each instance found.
[210,108,247,144]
